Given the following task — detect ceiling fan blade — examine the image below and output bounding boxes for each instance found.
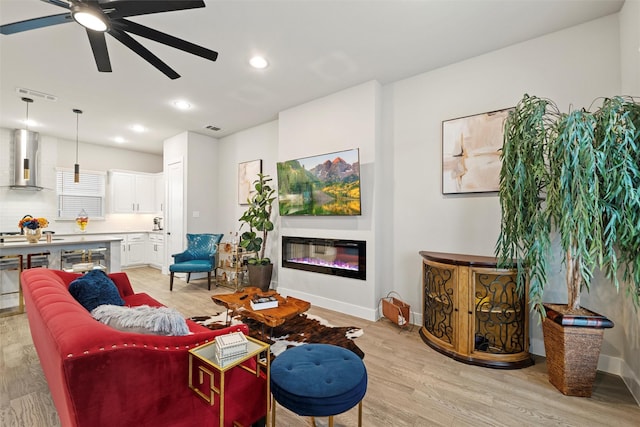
[108,28,180,79]
[115,19,218,62]
[86,29,112,72]
[0,13,71,35]
[102,1,205,19]
[39,0,72,9]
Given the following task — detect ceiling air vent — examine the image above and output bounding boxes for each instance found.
[15,87,57,102]
[204,125,221,132]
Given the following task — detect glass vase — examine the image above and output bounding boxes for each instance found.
[25,228,42,243]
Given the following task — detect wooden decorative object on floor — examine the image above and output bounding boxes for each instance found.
[381,292,410,328]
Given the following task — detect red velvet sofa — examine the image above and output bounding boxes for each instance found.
[21,269,266,427]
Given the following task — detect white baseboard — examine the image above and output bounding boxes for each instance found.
[617,358,640,406]
[277,287,377,321]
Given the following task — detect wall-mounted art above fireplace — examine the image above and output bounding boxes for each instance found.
[282,236,366,280]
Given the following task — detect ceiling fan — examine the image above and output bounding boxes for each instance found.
[0,0,218,79]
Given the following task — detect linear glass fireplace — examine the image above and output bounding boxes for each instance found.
[282,236,366,280]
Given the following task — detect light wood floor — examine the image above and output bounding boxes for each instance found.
[1,267,639,427]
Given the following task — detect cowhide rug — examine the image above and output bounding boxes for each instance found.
[191,311,364,358]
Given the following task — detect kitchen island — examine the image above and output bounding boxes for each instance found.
[0,235,123,315]
[0,235,123,272]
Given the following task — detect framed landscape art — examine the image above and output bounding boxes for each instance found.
[238,159,262,204]
[277,148,361,216]
[442,107,513,194]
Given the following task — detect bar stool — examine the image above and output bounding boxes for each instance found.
[61,248,107,272]
[270,344,367,427]
[0,254,24,316]
[26,251,50,269]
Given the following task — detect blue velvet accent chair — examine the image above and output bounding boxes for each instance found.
[169,233,223,291]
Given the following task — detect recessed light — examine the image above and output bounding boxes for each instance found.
[114,136,126,144]
[249,56,269,69]
[131,124,146,133]
[173,100,191,110]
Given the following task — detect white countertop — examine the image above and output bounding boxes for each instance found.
[0,235,123,249]
[52,230,163,237]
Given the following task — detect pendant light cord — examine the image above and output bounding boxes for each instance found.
[75,111,79,163]
[73,108,82,183]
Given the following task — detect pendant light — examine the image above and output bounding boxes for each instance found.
[22,97,34,180]
[73,108,83,183]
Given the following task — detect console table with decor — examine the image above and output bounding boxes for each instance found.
[419,251,533,369]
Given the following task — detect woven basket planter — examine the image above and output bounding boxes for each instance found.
[542,304,614,397]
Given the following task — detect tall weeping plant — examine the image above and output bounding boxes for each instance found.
[496,94,640,317]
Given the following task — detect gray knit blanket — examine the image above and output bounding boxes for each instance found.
[91,304,190,336]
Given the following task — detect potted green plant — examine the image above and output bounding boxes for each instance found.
[495,94,640,396]
[239,173,277,291]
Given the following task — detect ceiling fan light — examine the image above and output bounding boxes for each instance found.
[72,6,109,32]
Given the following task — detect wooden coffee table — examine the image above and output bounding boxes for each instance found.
[211,287,311,332]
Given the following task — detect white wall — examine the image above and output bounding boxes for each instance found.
[388,10,620,342]
[277,81,382,320]
[186,132,219,233]
[0,128,162,234]
[386,11,639,392]
[616,0,640,404]
[216,120,279,248]
[209,14,638,387]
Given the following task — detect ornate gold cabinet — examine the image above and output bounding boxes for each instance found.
[419,251,532,369]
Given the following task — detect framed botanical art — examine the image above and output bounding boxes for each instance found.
[238,159,262,204]
[442,107,513,194]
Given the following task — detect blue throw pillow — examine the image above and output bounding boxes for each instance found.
[69,270,125,312]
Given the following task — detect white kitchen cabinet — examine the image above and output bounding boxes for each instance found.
[147,233,165,269]
[154,173,164,214]
[117,233,147,267]
[109,171,158,213]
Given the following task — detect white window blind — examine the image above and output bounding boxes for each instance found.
[56,169,106,219]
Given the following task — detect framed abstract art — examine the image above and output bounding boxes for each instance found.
[442,108,513,194]
[238,159,262,204]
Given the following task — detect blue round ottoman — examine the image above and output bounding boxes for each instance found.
[270,344,367,426]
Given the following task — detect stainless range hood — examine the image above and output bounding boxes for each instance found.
[11,129,43,190]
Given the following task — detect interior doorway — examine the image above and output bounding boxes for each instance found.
[166,159,184,273]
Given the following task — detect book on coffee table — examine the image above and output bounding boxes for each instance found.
[250,295,279,310]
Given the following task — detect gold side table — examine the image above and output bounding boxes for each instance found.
[188,335,270,427]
